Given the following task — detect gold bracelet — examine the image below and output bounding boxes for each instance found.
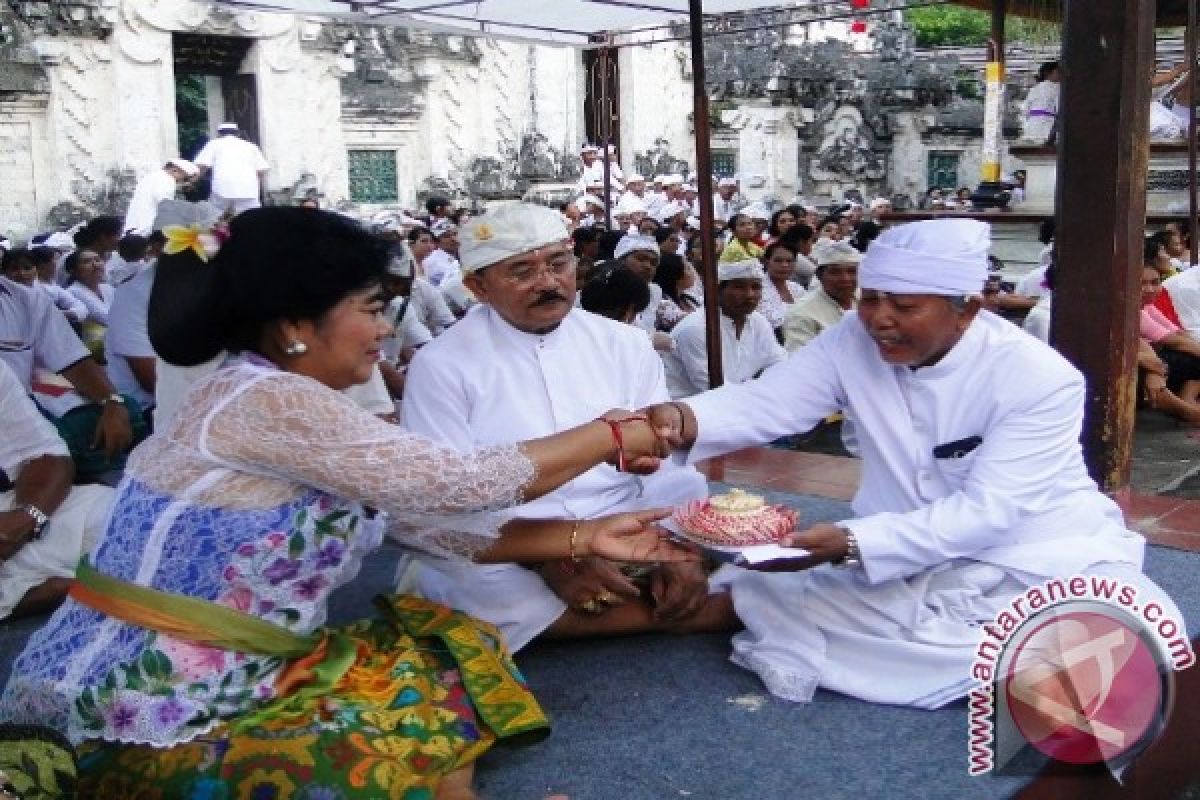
[569,520,583,563]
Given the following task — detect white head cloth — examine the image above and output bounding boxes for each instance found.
[812,239,864,268]
[663,174,684,187]
[656,201,687,222]
[859,219,990,296]
[743,202,770,221]
[44,232,75,251]
[614,233,659,260]
[458,202,570,275]
[718,259,765,283]
[626,173,646,184]
[167,158,199,177]
[430,219,457,237]
[615,193,646,214]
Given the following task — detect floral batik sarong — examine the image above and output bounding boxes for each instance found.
[76,595,549,799]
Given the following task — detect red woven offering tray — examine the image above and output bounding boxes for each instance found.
[672,498,798,548]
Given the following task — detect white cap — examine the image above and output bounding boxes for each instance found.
[581,193,605,208]
[626,173,646,184]
[651,175,665,184]
[581,143,601,154]
[0,237,10,251]
[859,219,990,296]
[717,259,765,283]
[614,233,659,260]
[812,239,864,267]
[430,219,457,238]
[217,122,239,133]
[686,215,701,229]
[717,176,739,188]
[663,174,684,186]
[167,158,199,177]
[459,202,570,275]
[682,183,697,193]
[869,197,892,210]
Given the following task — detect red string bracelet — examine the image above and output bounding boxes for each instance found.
[596,415,648,472]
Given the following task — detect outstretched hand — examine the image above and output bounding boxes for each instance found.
[581,509,700,564]
[743,523,851,572]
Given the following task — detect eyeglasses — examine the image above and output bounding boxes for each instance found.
[500,251,576,286]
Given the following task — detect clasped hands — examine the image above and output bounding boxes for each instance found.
[597,402,697,475]
[604,404,854,571]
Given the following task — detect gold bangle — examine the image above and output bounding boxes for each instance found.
[569,520,583,563]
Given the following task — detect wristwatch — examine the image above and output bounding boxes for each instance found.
[103,393,126,406]
[832,527,861,569]
[19,504,50,540]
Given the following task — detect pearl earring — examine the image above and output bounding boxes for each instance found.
[285,341,308,356]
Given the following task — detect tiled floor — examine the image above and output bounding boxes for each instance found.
[698,448,1200,554]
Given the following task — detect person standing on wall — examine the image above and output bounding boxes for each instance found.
[194,122,269,216]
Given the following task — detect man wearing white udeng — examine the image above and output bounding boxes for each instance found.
[647,219,1185,708]
[399,203,725,650]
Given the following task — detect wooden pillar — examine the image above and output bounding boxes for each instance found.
[1051,0,1156,490]
[689,0,724,387]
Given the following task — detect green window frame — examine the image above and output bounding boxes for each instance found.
[348,149,399,204]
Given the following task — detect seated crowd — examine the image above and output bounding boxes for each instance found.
[0,149,1192,799]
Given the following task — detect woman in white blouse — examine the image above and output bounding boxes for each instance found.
[64,248,113,360]
[758,241,805,341]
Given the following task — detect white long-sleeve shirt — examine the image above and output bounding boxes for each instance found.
[123,169,177,235]
[36,280,87,323]
[67,283,113,327]
[1164,267,1200,337]
[399,304,707,649]
[403,305,702,522]
[682,311,1144,584]
[422,249,460,288]
[664,309,785,398]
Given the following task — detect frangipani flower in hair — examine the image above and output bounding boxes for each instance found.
[163,224,222,262]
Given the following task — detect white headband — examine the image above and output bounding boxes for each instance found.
[858,219,989,296]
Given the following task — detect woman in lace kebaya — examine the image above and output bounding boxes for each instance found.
[1,207,692,800]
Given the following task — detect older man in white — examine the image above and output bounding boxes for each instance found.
[646,219,1184,709]
[0,360,113,619]
[399,203,721,650]
[665,260,786,398]
[784,240,860,351]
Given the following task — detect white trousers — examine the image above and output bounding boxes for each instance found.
[713,558,1185,709]
[0,484,113,619]
[209,194,261,215]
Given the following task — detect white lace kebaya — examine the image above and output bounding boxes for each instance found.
[1,356,535,747]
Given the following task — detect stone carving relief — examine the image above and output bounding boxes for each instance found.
[43,166,136,229]
[128,0,292,39]
[634,137,690,181]
[811,105,885,184]
[4,0,116,38]
[517,131,577,183]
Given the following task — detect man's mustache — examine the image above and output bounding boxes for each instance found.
[532,291,569,306]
